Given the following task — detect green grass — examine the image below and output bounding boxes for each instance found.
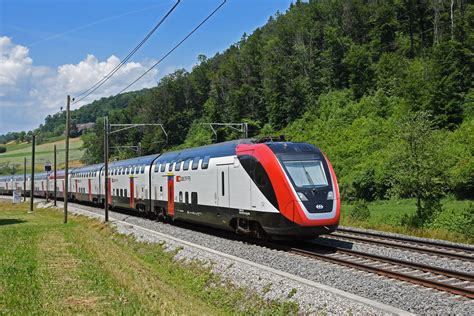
[341,198,473,244]
[0,137,84,175]
[0,201,298,314]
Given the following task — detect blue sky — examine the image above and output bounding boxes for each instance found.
[0,0,294,134]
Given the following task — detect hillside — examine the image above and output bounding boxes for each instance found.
[2,0,473,202]
[0,137,84,175]
[81,0,473,200]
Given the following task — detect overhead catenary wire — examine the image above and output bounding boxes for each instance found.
[117,0,227,95]
[72,0,181,105]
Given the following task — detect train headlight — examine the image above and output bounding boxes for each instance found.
[327,191,334,200]
[297,192,308,201]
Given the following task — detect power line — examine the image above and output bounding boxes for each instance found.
[72,0,181,105]
[117,0,227,95]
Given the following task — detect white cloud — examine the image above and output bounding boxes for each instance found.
[0,36,158,134]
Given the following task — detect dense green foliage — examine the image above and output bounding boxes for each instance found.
[3,1,473,210]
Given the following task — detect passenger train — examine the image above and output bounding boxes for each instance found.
[0,139,340,238]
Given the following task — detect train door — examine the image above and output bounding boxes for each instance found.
[88,179,92,201]
[167,175,174,216]
[217,165,230,209]
[129,177,135,208]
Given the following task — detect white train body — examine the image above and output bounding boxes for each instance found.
[0,140,341,238]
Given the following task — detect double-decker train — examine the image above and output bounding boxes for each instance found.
[0,139,340,238]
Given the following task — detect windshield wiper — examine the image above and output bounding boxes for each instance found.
[302,166,314,186]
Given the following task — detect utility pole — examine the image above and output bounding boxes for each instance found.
[103,116,109,222]
[23,157,26,202]
[54,144,57,206]
[29,134,35,213]
[64,95,71,224]
[102,121,163,221]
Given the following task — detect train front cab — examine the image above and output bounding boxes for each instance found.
[236,142,340,238]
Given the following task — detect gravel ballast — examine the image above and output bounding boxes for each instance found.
[314,235,474,275]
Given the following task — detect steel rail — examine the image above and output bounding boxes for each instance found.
[329,232,474,261]
[336,228,474,252]
[288,244,474,299]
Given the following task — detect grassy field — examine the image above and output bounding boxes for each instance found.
[0,201,297,314]
[341,198,473,244]
[0,137,84,175]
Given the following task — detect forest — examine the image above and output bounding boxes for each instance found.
[3,0,472,228]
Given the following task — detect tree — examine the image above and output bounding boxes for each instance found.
[389,111,448,226]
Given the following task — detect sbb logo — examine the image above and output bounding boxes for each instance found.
[176,176,191,182]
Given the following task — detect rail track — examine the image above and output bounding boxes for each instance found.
[329,228,474,261]
[282,242,474,299]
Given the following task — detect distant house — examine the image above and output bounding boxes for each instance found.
[76,122,96,134]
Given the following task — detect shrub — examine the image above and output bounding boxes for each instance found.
[350,200,371,222]
[428,203,474,239]
[0,146,6,153]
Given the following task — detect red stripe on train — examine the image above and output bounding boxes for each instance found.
[130,177,135,208]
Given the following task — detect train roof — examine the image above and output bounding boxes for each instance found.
[154,139,253,164]
[35,172,50,180]
[108,154,159,168]
[70,163,104,174]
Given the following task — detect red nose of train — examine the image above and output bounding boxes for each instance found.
[236,142,340,227]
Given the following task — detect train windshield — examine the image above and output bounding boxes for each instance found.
[283,160,328,188]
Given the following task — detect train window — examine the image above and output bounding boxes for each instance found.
[179,191,183,203]
[254,162,268,188]
[131,167,135,175]
[183,159,190,170]
[120,189,123,197]
[185,192,189,204]
[126,168,130,175]
[175,161,181,171]
[221,171,225,196]
[192,157,200,170]
[141,165,145,174]
[202,156,210,169]
[160,186,163,192]
[124,189,127,197]
[160,162,166,172]
[169,162,174,172]
[191,192,198,205]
